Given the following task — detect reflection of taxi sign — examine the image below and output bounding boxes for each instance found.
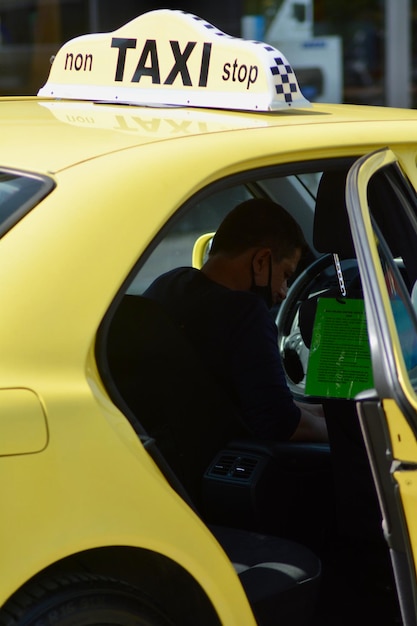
[38,9,311,112]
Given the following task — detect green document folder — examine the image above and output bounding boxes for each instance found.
[305,298,374,399]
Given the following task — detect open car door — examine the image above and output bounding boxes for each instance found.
[346,149,417,626]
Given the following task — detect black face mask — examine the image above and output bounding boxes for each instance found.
[250,253,273,308]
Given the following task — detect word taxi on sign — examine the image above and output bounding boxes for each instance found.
[38,9,310,112]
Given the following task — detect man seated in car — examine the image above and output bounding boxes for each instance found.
[145,198,327,443]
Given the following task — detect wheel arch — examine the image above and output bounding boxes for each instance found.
[0,546,222,626]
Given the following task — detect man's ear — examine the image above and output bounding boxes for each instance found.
[251,248,272,275]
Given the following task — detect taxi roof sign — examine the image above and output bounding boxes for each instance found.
[38,9,311,112]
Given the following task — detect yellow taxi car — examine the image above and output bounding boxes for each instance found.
[1,8,417,626]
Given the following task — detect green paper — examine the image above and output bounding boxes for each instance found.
[305,298,374,399]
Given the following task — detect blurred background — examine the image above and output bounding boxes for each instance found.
[0,0,414,108]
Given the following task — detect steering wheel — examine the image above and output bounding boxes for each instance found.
[276,254,354,399]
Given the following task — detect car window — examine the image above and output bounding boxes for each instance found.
[128,185,253,294]
[128,169,320,295]
[0,170,54,237]
[368,166,417,387]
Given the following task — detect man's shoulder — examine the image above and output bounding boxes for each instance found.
[144,267,272,322]
[144,267,198,296]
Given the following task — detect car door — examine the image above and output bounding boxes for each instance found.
[346,148,417,626]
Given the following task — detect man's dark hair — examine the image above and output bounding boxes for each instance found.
[210,198,307,261]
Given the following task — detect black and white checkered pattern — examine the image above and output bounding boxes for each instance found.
[270,56,299,103]
[252,42,302,105]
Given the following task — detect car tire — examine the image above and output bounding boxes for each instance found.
[0,573,175,626]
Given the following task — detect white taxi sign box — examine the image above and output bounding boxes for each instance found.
[38,9,311,112]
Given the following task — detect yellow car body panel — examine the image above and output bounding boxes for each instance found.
[0,407,254,624]
[1,99,417,620]
[2,97,417,173]
[0,105,264,625]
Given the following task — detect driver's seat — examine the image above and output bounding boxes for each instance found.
[311,167,382,536]
[313,169,355,260]
[308,168,400,624]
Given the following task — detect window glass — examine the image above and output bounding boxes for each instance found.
[0,170,53,237]
[379,248,417,378]
[368,167,417,386]
[128,170,319,295]
[128,185,253,294]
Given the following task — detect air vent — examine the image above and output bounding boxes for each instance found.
[232,457,258,479]
[207,453,260,481]
[210,454,236,477]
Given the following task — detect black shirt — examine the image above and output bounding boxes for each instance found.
[144,267,301,440]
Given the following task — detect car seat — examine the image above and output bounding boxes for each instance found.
[306,167,400,625]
